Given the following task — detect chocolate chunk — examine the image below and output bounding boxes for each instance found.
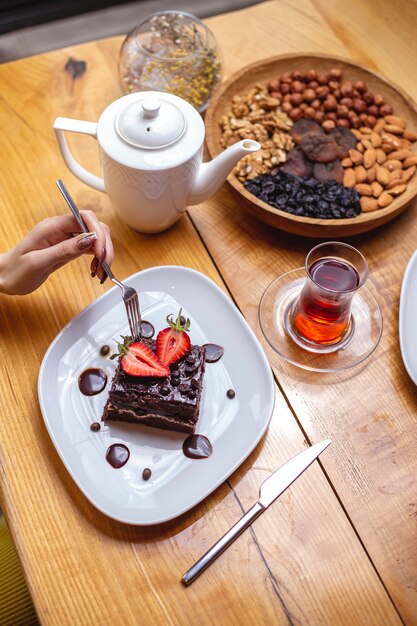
[191,379,199,389]
[160,386,170,396]
[179,384,189,394]
[188,390,196,399]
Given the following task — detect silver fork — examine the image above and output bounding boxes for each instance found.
[56,179,141,341]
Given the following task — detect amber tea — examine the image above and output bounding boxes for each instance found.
[292,257,360,345]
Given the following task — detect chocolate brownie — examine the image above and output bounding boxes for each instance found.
[102,341,206,434]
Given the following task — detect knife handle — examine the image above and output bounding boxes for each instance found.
[182,501,264,586]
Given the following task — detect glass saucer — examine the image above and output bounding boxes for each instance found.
[259,268,383,373]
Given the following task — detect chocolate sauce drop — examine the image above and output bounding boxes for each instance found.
[203,344,224,363]
[140,320,155,339]
[106,443,130,468]
[182,435,213,459]
[226,389,236,399]
[142,468,152,481]
[100,345,110,357]
[90,422,101,432]
[78,368,107,396]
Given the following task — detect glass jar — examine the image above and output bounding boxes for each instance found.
[119,10,222,113]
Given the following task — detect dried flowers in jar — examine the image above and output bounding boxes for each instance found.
[119,11,222,112]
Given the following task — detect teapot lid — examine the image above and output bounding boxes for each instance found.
[116,96,186,149]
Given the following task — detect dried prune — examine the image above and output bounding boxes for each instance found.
[244,170,360,219]
[290,119,324,143]
[299,132,338,163]
[327,127,357,158]
[313,160,344,184]
[281,147,313,178]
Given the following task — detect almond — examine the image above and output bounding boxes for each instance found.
[343,168,356,188]
[354,165,368,183]
[403,130,417,142]
[375,148,387,164]
[367,165,377,183]
[341,157,353,167]
[387,183,406,196]
[357,143,365,153]
[402,165,417,182]
[351,129,363,140]
[370,132,382,148]
[376,165,390,186]
[381,142,395,154]
[386,149,413,161]
[349,149,363,165]
[384,124,404,135]
[384,115,406,129]
[383,159,402,171]
[355,183,373,196]
[360,197,379,212]
[403,155,417,168]
[373,118,386,134]
[381,132,402,150]
[359,127,372,134]
[371,181,383,198]
[363,148,377,168]
[401,139,412,150]
[378,192,393,208]
[390,169,403,182]
[362,139,373,150]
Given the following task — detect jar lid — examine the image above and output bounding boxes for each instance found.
[116,96,186,149]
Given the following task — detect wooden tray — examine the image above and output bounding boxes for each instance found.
[205,54,417,238]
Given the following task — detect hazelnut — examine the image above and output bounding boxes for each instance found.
[332,89,341,100]
[337,104,349,118]
[363,92,374,105]
[309,80,319,89]
[299,102,308,111]
[292,70,304,81]
[374,94,384,106]
[291,80,305,93]
[317,73,329,85]
[267,79,280,92]
[289,107,303,121]
[336,118,350,128]
[315,111,325,123]
[341,81,354,96]
[351,116,360,129]
[303,88,316,103]
[307,69,317,81]
[340,97,353,108]
[367,115,377,127]
[353,98,367,113]
[329,68,342,78]
[322,119,336,130]
[280,72,292,83]
[355,80,366,93]
[359,113,369,123]
[280,83,291,94]
[282,94,292,102]
[270,91,280,99]
[326,112,337,121]
[380,104,393,116]
[304,107,316,119]
[328,80,340,90]
[311,99,321,110]
[347,109,357,120]
[316,86,330,100]
[367,105,379,117]
[281,101,293,113]
[290,93,303,106]
[323,96,337,111]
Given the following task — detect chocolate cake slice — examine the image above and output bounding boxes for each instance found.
[102,340,206,434]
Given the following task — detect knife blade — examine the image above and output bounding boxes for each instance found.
[182,439,331,586]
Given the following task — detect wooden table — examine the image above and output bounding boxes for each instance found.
[1,1,416,624]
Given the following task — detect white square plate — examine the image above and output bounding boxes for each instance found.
[38,266,275,525]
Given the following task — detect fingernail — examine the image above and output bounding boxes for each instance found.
[101,246,107,263]
[77,231,97,250]
[90,256,99,278]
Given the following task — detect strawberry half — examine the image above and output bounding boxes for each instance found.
[111,336,169,377]
[156,309,191,366]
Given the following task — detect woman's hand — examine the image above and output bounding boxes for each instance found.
[0,211,114,295]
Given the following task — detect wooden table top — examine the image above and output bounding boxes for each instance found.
[1,1,416,624]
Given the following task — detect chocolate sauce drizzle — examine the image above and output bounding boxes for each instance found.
[182,435,213,459]
[140,320,155,339]
[78,368,107,396]
[106,444,130,468]
[203,344,224,363]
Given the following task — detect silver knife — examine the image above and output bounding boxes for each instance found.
[182,439,331,586]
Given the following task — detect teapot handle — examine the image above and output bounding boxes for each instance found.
[53,117,105,192]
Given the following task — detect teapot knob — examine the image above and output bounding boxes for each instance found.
[142,98,161,119]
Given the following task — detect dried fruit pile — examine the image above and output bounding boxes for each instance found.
[218,67,417,218]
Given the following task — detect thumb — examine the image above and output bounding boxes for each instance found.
[36,231,97,270]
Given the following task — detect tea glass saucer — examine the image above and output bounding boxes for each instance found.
[259,268,383,373]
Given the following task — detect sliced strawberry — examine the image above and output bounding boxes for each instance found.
[156,308,191,366]
[111,336,169,377]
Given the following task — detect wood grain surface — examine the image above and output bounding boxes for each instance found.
[0,1,415,624]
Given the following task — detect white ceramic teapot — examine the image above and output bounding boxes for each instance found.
[54,91,260,233]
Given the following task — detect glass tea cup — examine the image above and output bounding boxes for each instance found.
[286,242,368,353]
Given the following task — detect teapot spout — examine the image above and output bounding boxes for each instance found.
[187,139,260,206]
